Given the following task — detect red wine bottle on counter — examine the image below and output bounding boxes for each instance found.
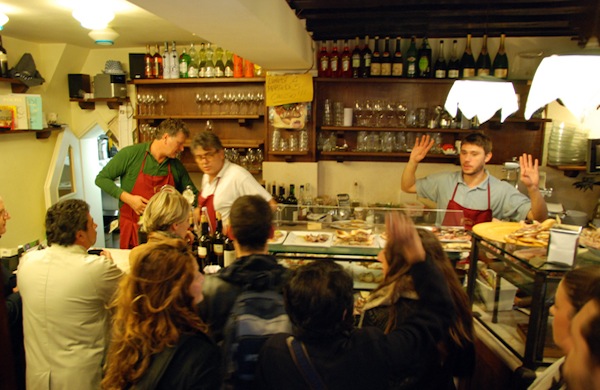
[198,213,213,269]
[212,212,225,268]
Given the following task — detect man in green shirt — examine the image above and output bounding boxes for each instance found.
[95,118,197,249]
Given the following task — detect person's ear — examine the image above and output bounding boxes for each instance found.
[485,152,493,163]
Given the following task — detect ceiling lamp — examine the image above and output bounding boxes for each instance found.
[0,13,8,31]
[525,38,600,122]
[444,75,519,124]
[72,4,115,30]
[88,28,119,46]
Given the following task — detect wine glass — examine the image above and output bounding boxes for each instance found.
[195,93,204,114]
[203,92,212,115]
[157,94,167,116]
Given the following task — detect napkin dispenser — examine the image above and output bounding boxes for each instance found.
[547,224,582,267]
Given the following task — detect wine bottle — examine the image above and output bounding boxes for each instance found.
[188,43,199,78]
[0,35,8,78]
[405,36,418,78]
[447,40,460,79]
[162,41,171,79]
[144,44,154,79]
[212,212,225,268]
[198,213,213,269]
[434,40,447,79]
[360,35,372,78]
[352,37,361,78]
[370,36,381,77]
[224,50,234,78]
[341,40,352,78]
[391,37,403,77]
[460,34,476,78]
[223,222,236,267]
[198,43,206,78]
[153,44,163,79]
[214,46,225,78]
[317,41,330,78]
[204,43,215,78]
[179,48,191,78]
[418,37,432,78]
[277,186,286,204]
[476,34,492,76]
[286,184,298,205]
[492,34,509,79]
[330,42,341,78]
[380,37,392,77]
[170,41,180,79]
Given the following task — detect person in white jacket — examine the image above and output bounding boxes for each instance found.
[17,199,123,390]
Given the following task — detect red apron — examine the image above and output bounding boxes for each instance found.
[119,152,175,249]
[442,181,492,230]
[198,177,220,234]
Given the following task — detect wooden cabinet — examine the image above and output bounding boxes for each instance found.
[133,78,267,172]
[314,78,548,164]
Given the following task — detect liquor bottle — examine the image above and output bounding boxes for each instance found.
[224,50,234,78]
[360,35,372,78]
[330,42,341,78]
[198,43,206,78]
[204,43,215,78]
[297,185,307,220]
[447,40,460,79]
[460,34,476,78]
[214,46,225,78]
[144,44,154,79]
[286,184,298,205]
[434,40,447,79]
[170,41,180,79]
[341,40,352,78]
[212,212,225,268]
[0,35,8,78]
[418,37,432,78]
[492,34,509,79]
[188,43,199,78]
[198,213,213,269]
[370,36,381,77]
[476,34,492,76]
[391,36,403,77]
[179,48,191,78]
[153,44,163,79]
[162,41,171,79]
[223,221,236,267]
[405,36,418,78]
[233,54,243,78]
[317,41,331,78]
[277,186,286,204]
[271,184,278,200]
[351,37,361,78]
[380,37,392,77]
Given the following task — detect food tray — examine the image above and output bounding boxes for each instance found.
[282,231,333,247]
[267,230,288,245]
[331,220,374,230]
[332,234,380,248]
[472,222,546,247]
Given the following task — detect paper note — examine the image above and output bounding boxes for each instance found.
[266,73,313,106]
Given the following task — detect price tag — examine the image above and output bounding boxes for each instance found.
[265,73,313,107]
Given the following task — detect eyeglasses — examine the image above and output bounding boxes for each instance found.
[195,150,218,162]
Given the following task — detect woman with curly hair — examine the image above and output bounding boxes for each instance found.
[358,212,475,389]
[102,238,220,390]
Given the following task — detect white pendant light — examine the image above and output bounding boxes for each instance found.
[88,28,119,46]
[0,12,9,30]
[72,3,115,30]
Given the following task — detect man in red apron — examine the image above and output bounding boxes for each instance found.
[96,119,197,248]
[401,132,547,230]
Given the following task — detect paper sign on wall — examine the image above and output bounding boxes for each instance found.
[265,73,313,107]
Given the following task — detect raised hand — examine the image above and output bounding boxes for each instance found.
[519,153,540,190]
[386,212,426,265]
[409,134,435,163]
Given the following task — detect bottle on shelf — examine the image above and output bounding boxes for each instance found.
[380,36,392,77]
[162,41,171,79]
[476,34,492,76]
[447,40,460,79]
[188,43,199,78]
[405,36,418,78]
[418,37,432,78]
[144,44,154,79]
[317,41,331,78]
[198,212,213,269]
[277,186,286,204]
[370,36,381,77]
[460,34,476,78]
[352,37,361,78]
[391,36,403,77]
[297,185,307,220]
[360,35,372,78]
[153,43,163,79]
[434,40,447,79]
[212,212,225,268]
[198,43,207,78]
[204,43,215,78]
[179,47,191,78]
[0,35,8,78]
[233,53,243,78]
[341,40,353,78]
[214,46,225,78]
[223,221,236,267]
[286,184,298,205]
[271,184,278,200]
[330,41,341,78]
[170,41,180,79]
[492,33,509,79]
[224,50,234,78]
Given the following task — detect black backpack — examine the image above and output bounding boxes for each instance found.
[221,287,292,389]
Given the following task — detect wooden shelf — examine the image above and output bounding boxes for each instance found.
[135,114,262,120]
[319,150,459,162]
[547,163,586,177]
[0,127,62,139]
[70,97,129,110]
[132,77,266,85]
[183,138,264,149]
[0,77,29,93]
[320,125,473,133]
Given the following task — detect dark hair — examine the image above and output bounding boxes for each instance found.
[155,118,190,139]
[284,260,354,340]
[581,282,600,367]
[230,195,272,250]
[461,132,492,155]
[562,265,600,314]
[191,131,223,152]
[45,199,90,246]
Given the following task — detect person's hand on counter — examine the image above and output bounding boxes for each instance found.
[120,192,149,215]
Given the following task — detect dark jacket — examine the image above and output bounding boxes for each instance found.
[256,257,455,390]
[197,254,288,343]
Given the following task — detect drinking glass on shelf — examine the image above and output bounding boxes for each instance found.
[396,101,408,127]
[255,92,265,116]
[203,93,212,115]
[363,100,374,127]
[213,93,222,116]
[222,92,234,115]
[145,94,156,116]
[195,93,204,114]
[157,94,167,116]
[136,94,144,116]
[386,101,397,127]
[353,100,364,127]
[373,100,385,127]
[255,148,264,171]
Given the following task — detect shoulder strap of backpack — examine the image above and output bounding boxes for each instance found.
[286,336,328,390]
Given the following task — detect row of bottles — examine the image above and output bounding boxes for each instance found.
[317,34,508,80]
[195,209,235,271]
[144,42,262,80]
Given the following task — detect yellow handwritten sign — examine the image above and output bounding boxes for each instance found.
[265,73,313,107]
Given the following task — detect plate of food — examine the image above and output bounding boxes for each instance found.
[434,227,471,242]
[441,241,473,252]
[282,231,333,247]
[580,227,600,256]
[332,229,379,248]
[472,219,557,247]
[331,220,374,230]
[267,230,288,245]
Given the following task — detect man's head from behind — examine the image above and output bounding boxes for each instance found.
[46,199,96,249]
[284,260,354,340]
[230,195,272,251]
